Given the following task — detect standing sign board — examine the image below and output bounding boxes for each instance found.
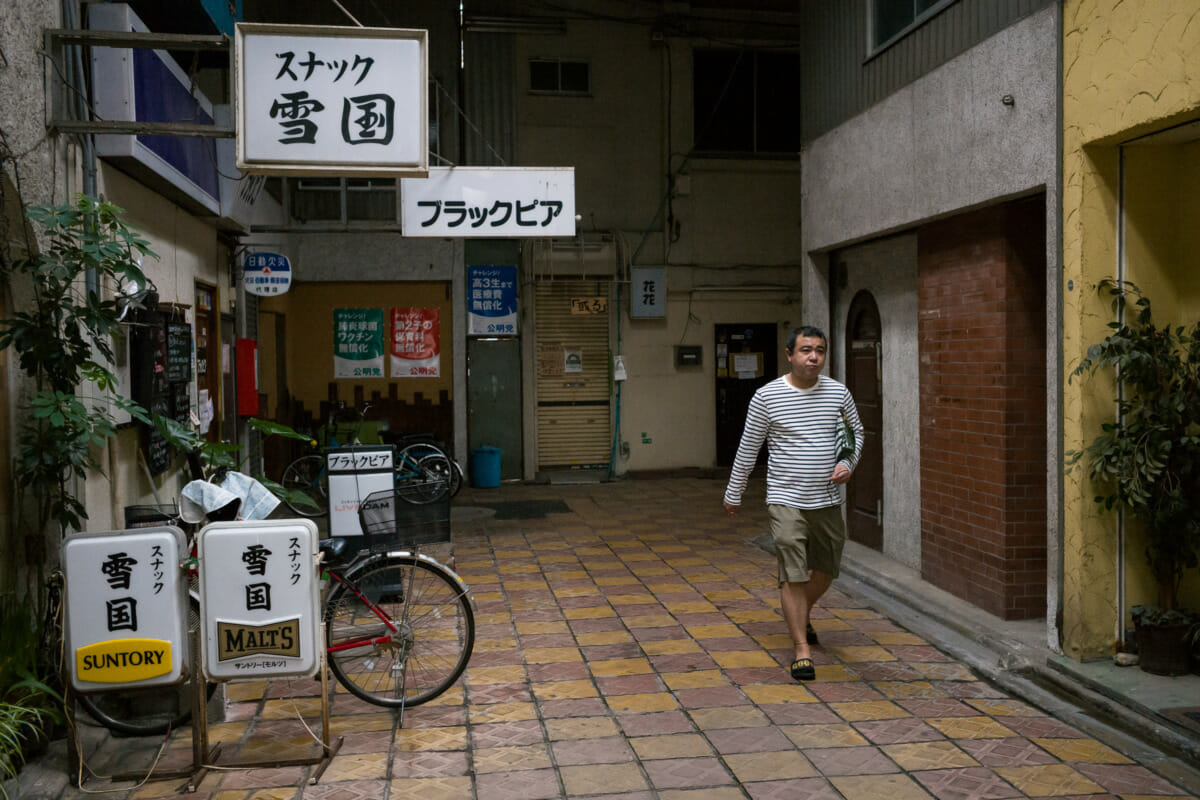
[198,519,321,680]
[327,446,395,538]
[401,167,575,237]
[63,527,189,692]
[467,265,518,336]
[235,24,428,177]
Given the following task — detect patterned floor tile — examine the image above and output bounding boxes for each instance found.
[909,766,1022,800]
[998,715,1087,738]
[596,674,666,695]
[589,657,654,676]
[393,725,468,751]
[725,750,819,782]
[689,705,771,729]
[781,723,870,749]
[473,767,561,800]
[1030,737,1134,764]
[538,697,609,717]
[388,749,470,778]
[912,662,980,681]
[631,733,715,759]
[301,779,389,800]
[551,736,636,766]
[743,777,843,800]
[805,745,901,776]
[544,715,622,740]
[606,691,680,714]
[828,645,899,663]
[467,701,538,724]
[641,638,702,655]
[761,703,844,725]
[704,725,794,754]
[830,772,937,800]
[925,715,1018,739]
[808,682,885,703]
[898,698,980,718]
[468,682,532,704]
[955,737,1057,767]
[644,756,736,789]
[741,683,819,705]
[470,720,547,749]
[1072,762,1190,794]
[708,650,779,669]
[662,669,728,690]
[471,744,553,774]
[522,646,583,663]
[853,716,945,744]
[319,753,389,782]
[992,764,1105,795]
[848,661,925,681]
[965,697,1044,716]
[828,700,911,722]
[388,776,476,800]
[881,740,980,770]
[559,762,650,795]
[531,679,599,701]
[617,710,695,736]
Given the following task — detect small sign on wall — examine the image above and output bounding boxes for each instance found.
[631,268,665,318]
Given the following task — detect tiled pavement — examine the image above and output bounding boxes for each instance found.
[22,478,1200,799]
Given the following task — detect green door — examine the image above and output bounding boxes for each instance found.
[468,337,523,480]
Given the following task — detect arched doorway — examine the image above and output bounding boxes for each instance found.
[846,291,883,550]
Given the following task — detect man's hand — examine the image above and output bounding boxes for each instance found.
[723,500,740,516]
[830,464,851,484]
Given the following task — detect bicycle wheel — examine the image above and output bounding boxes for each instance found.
[282,453,328,517]
[395,448,452,504]
[325,555,474,708]
[76,594,216,736]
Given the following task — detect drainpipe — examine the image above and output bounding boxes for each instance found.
[1115,146,1127,647]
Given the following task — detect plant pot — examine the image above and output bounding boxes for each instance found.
[1135,623,1193,676]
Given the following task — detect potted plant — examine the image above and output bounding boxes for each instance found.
[1068,279,1200,675]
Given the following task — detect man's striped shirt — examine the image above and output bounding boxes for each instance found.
[724,374,864,510]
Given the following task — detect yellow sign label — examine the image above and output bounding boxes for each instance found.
[75,639,173,684]
[217,618,302,661]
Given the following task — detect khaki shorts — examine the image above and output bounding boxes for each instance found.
[767,504,847,584]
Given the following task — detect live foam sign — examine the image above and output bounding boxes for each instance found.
[75,638,173,683]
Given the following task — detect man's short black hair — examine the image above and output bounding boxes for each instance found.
[787,326,827,353]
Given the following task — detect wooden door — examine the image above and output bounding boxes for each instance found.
[846,292,883,550]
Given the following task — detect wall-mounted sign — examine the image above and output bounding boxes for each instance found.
[243,252,292,297]
[467,265,517,336]
[63,527,190,692]
[571,297,608,315]
[631,268,665,319]
[391,307,440,377]
[402,167,575,237]
[235,23,428,177]
[198,519,321,680]
[334,308,384,379]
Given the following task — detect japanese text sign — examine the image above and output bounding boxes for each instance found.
[327,446,395,538]
[391,308,440,377]
[63,527,190,692]
[401,167,575,237]
[243,252,292,297]
[198,519,321,680]
[630,268,665,318]
[236,23,428,177]
[334,308,384,379]
[468,265,518,336]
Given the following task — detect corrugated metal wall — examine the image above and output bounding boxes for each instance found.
[800,0,1053,142]
[463,33,516,166]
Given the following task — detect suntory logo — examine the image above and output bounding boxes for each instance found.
[75,639,173,683]
[217,618,302,661]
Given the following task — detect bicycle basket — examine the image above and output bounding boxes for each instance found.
[357,489,450,552]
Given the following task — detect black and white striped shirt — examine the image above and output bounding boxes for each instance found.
[724,374,864,510]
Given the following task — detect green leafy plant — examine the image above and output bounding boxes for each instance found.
[1067,280,1200,612]
[0,196,154,538]
[0,594,64,789]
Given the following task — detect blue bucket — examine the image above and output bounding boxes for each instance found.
[470,446,502,488]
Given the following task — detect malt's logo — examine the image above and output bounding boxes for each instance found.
[217,618,302,661]
[75,639,173,683]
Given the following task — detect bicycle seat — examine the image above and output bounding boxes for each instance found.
[379,430,438,447]
[319,537,351,566]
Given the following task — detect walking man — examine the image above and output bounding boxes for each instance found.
[723,326,863,681]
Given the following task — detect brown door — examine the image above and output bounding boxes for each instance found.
[846,292,883,549]
[715,324,778,466]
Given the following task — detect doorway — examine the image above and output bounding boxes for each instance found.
[468,338,523,480]
[846,291,883,550]
[715,324,778,466]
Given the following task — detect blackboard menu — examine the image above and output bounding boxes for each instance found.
[166,322,192,383]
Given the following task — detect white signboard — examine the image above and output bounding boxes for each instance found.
[235,23,428,176]
[327,446,396,537]
[402,167,576,237]
[243,252,292,297]
[198,519,321,680]
[63,527,190,692]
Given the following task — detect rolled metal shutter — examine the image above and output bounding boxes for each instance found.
[535,280,611,468]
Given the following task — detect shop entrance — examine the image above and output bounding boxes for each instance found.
[715,324,778,466]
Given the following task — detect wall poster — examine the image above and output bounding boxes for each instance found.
[390,307,440,377]
[334,308,384,379]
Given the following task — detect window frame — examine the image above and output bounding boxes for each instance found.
[528,58,592,96]
[866,0,957,58]
[691,47,801,159]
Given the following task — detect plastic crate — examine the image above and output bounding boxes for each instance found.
[357,489,451,553]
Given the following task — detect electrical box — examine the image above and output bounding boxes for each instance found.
[675,345,702,367]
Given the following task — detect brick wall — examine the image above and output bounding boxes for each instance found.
[917,197,1047,620]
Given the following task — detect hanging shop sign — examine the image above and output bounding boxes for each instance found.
[391,307,440,377]
[401,167,575,237]
[242,252,292,297]
[198,520,321,680]
[235,23,428,177]
[334,308,385,379]
[467,265,518,336]
[630,268,665,319]
[63,527,190,692]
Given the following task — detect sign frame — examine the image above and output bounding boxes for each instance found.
[235,22,428,177]
[401,167,575,237]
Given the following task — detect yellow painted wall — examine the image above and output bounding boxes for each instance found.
[1062,0,1200,657]
[260,281,452,421]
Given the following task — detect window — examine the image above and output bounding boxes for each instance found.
[529,59,590,94]
[693,49,800,156]
[870,0,955,51]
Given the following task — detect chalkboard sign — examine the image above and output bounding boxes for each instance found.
[166,321,192,383]
[130,302,174,476]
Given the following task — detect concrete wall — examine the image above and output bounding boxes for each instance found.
[1062,0,1200,657]
[800,6,1060,637]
